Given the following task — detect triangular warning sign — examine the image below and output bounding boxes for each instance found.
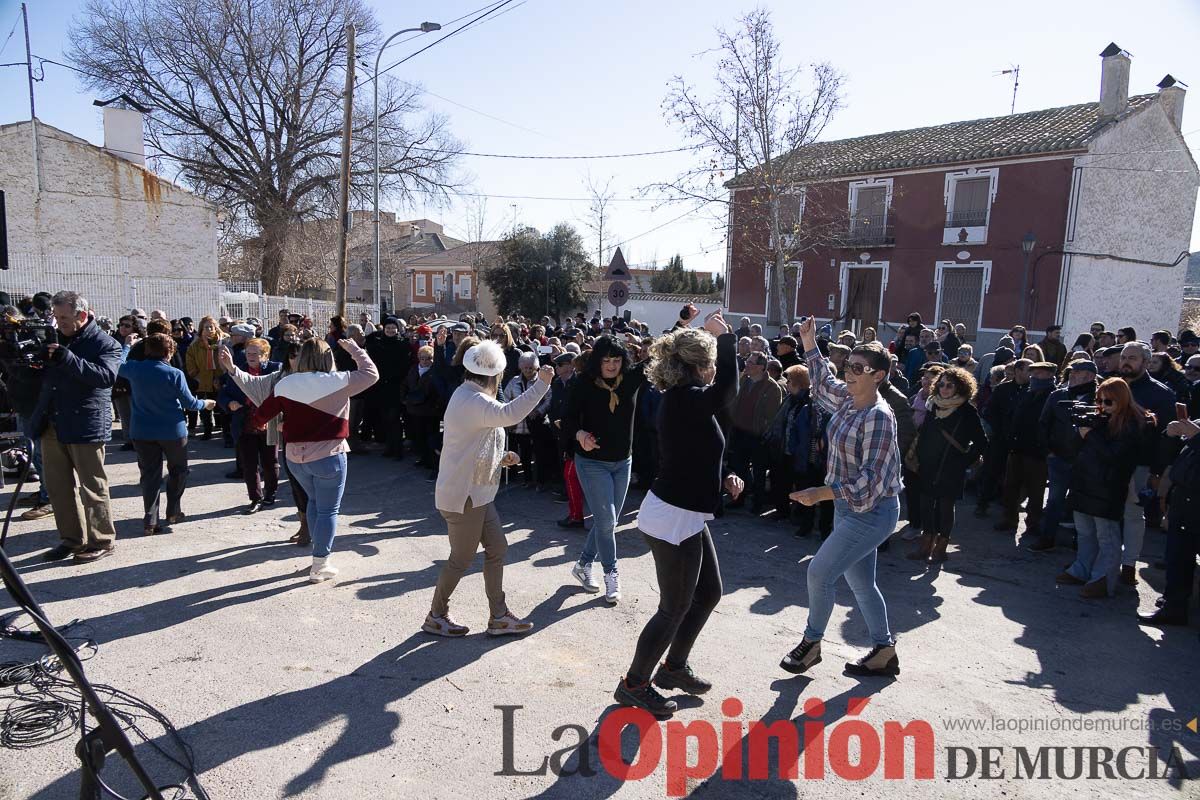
[605,247,630,280]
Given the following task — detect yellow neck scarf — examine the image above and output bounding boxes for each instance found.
[595,374,623,413]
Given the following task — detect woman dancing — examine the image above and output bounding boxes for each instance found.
[424,339,554,637]
[614,308,742,718]
[781,316,905,677]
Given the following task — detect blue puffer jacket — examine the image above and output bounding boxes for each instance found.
[30,318,123,444]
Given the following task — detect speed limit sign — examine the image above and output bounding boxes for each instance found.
[608,280,629,308]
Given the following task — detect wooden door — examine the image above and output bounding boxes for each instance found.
[846,268,882,332]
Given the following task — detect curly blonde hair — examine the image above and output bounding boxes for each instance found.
[647,328,716,391]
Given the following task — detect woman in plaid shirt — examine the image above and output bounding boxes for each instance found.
[780,316,904,678]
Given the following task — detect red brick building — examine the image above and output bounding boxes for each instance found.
[724,45,1197,350]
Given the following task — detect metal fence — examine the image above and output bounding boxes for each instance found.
[1,253,223,322]
[0,254,373,329]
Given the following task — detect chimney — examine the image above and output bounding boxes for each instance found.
[94,95,150,166]
[1157,74,1186,130]
[1098,43,1131,120]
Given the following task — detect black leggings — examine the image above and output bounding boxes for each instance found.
[919,493,956,539]
[627,526,722,685]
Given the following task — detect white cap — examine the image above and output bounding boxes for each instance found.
[462,340,506,377]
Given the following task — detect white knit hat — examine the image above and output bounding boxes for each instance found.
[462,339,506,377]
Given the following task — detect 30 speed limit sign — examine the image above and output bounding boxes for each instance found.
[608,280,629,308]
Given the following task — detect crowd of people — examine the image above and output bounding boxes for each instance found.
[2,290,1199,720]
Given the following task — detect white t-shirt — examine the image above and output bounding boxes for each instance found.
[637,491,713,545]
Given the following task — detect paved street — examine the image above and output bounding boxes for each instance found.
[0,437,1197,799]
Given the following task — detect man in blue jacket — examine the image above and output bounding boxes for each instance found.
[30,292,123,562]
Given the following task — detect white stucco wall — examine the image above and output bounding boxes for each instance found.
[1060,100,1199,338]
[581,294,723,334]
[0,120,218,280]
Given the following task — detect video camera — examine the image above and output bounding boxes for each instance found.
[1058,399,1106,430]
[0,295,58,368]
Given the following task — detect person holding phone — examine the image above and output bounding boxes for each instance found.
[780,315,904,678]
[614,308,740,718]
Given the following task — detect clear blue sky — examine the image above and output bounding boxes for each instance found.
[2,0,1198,272]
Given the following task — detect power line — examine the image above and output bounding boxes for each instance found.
[410,144,694,160]
[421,88,557,140]
[377,0,521,80]
[0,9,19,62]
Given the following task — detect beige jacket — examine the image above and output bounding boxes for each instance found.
[435,378,551,514]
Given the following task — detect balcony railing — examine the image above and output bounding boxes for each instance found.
[845,214,895,246]
[944,209,989,228]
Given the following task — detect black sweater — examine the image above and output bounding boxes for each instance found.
[562,361,647,462]
[651,333,738,513]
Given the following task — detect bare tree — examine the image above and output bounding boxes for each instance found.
[69,0,463,294]
[464,196,490,243]
[649,8,846,324]
[581,174,616,271]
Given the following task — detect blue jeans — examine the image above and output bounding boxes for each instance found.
[574,455,631,574]
[286,453,348,558]
[18,414,48,504]
[1040,455,1071,542]
[804,495,900,646]
[1067,511,1121,593]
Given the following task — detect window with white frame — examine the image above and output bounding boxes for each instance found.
[943,168,998,244]
[415,273,426,296]
[459,274,472,299]
[769,189,806,250]
[433,274,443,295]
[848,178,893,245]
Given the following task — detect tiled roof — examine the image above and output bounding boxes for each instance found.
[406,240,503,268]
[728,95,1157,185]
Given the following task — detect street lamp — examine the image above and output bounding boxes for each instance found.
[1019,230,1036,325]
[374,21,441,317]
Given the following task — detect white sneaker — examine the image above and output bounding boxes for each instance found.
[309,556,339,583]
[571,562,600,593]
[603,569,620,605]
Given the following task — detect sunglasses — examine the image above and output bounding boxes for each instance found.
[846,362,878,376]
[935,381,955,390]
[1097,398,1115,407]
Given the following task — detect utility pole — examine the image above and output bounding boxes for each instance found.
[334,23,355,317]
[21,2,39,196]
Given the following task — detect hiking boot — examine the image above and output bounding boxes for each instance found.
[487,610,534,636]
[906,533,935,560]
[780,639,822,674]
[844,643,900,677]
[73,545,115,563]
[614,678,677,719]
[603,569,621,605]
[422,613,469,637]
[21,503,54,521]
[571,562,600,593]
[309,556,338,583]
[653,662,712,695]
[1080,579,1109,599]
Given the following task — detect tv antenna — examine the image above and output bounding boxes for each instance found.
[995,65,1020,115]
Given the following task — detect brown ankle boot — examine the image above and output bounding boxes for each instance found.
[1081,579,1109,598]
[906,533,935,560]
[929,535,949,562]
